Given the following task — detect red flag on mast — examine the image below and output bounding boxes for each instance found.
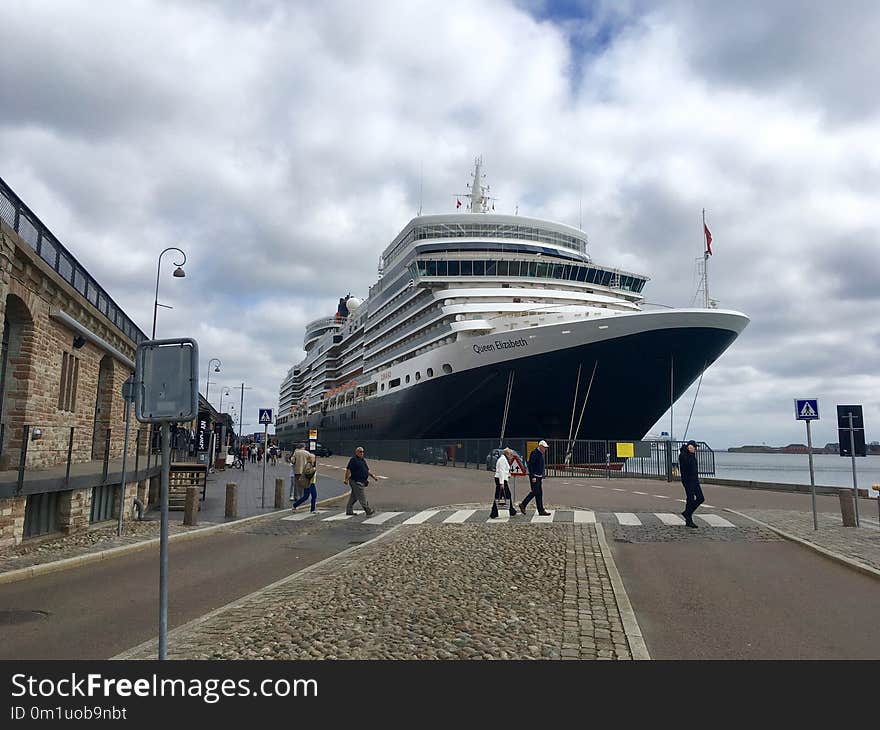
[704,223,713,256]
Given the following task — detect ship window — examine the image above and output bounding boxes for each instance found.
[389,378,400,388]
[405,374,410,383]
[447,260,460,276]
[473,261,485,276]
[426,261,437,276]
[415,371,421,381]
[586,268,597,283]
[527,261,537,277]
[461,260,472,275]
[509,261,521,277]
[553,264,564,279]
[436,260,447,276]
[576,267,587,282]
[485,260,497,276]
[426,368,434,377]
[536,262,549,278]
[497,260,509,276]
[442,363,452,374]
[417,261,427,276]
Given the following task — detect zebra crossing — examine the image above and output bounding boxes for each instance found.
[281,508,739,528]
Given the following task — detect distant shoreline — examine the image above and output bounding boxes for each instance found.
[727,445,880,455]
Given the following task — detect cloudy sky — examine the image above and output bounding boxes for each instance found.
[2,0,878,450]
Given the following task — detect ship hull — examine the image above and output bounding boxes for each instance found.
[278,310,747,450]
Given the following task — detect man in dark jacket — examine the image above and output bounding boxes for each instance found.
[679,440,704,527]
[519,440,551,516]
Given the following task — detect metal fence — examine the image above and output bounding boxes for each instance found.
[325,437,715,480]
[0,423,174,496]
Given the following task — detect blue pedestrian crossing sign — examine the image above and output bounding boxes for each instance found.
[258,408,273,425]
[794,399,819,421]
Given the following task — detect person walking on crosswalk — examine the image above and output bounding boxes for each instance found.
[292,454,318,513]
[519,440,551,516]
[344,446,376,516]
[679,440,704,528]
[491,448,518,518]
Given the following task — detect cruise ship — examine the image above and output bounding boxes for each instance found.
[276,159,748,449]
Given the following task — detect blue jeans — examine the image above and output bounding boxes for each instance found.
[293,484,317,511]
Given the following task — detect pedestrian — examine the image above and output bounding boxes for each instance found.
[289,442,311,502]
[240,443,248,469]
[491,447,519,518]
[343,445,376,516]
[292,454,318,512]
[250,445,256,464]
[519,439,551,516]
[679,440,704,528]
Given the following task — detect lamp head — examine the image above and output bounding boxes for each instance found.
[72,335,86,349]
[214,365,220,372]
[173,266,186,278]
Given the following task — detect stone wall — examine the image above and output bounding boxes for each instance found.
[0,496,26,549]
[0,222,138,470]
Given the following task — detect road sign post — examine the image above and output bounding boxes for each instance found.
[134,338,199,661]
[837,405,866,527]
[258,409,273,508]
[795,399,820,530]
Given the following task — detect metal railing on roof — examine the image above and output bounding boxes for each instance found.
[0,176,146,344]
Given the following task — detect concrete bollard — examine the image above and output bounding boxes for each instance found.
[839,491,856,527]
[274,478,285,509]
[184,486,199,526]
[226,482,238,519]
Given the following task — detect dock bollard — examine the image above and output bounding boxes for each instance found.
[184,486,199,526]
[225,483,238,519]
[839,491,856,527]
[274,478,284,509]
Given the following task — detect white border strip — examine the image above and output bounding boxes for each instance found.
[595,522,651,660]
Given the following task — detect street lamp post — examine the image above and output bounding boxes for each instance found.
[206,358,221,404]
[152,247,187,339]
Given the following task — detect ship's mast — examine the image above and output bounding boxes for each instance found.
[459,156,493,213]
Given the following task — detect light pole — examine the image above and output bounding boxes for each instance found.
[152,247,187,339]
[206,358,221,404]
[218,387,231,416]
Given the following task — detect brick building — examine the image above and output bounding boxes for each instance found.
[0,176,159,550]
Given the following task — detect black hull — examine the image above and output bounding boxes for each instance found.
[278,326,737,448]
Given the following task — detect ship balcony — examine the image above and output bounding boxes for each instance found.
[303,316,342,348]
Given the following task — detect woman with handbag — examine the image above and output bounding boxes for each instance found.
[292,454,318,513]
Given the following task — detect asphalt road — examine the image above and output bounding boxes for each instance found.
[0,494,400,660]
[1,456,877,660]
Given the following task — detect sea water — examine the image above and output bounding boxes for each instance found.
[714,451,880,489]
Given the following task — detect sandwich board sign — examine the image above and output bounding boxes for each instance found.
[795,399,819,421]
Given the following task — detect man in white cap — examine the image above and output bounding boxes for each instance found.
[519,440,551,516]
[490,447,519,519]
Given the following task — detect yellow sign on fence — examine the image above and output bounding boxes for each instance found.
[615,442,634,458]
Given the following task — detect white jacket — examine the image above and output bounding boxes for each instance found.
[495,453,511,482]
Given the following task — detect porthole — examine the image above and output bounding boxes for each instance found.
[442,363,453,374]
[406,374,410,383]
[427,368,434,377]
[416,372,421,381]
[381,383,385,391]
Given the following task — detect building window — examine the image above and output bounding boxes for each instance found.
[58,351,79,412]
[23,492,59,538]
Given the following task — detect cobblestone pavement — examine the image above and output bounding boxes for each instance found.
[119,522,634,660]
[734,508,880,572]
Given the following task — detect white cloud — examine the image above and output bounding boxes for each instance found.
[1,0,878,451]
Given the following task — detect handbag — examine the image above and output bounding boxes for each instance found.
[302,461,316,478]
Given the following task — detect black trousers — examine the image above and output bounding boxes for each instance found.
[491,478,517,517]
[521,477,545,513]
[681,479,705,522]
